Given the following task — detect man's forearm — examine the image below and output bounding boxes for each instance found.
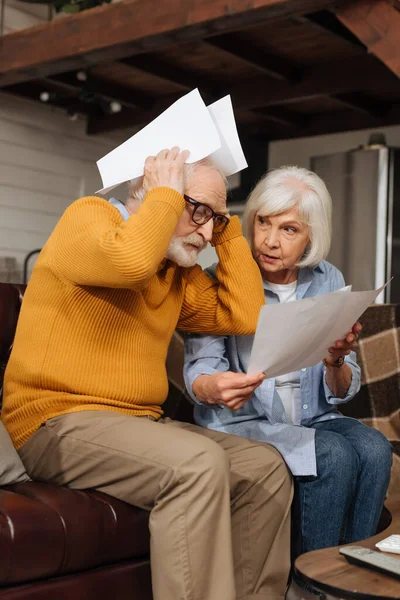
[178,218,264,335]
[52,188,185,288]
[212,217,265,334]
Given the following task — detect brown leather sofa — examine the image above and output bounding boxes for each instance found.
[0,282,191,600]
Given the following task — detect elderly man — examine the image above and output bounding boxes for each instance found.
[3,148,292,600]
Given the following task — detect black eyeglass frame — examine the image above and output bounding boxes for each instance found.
[183,195,230,234]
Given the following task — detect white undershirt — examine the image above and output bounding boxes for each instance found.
[267,280,301,425]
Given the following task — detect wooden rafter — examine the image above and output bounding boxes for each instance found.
[230,54,398,110]
[48,72,152,110]
[206,34,300,82]
[335,0,400,79]
[121,55,217,101]
[332,91,388,117]
[0,0,347,87]
[85,53,397,134]
[258,103,400,139]
[297,10,366,49]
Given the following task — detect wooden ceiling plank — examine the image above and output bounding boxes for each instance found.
[267,103,400,139]
[0,0,347,87]
[121,55,217,101]
[335,0,400,79]
[86,54,400,135]
[296,10,366,50]
[332,91,389,117]
[47,72,153,110]
[229,55,399,110]
[206,34,300,82]
[4,81,92,115]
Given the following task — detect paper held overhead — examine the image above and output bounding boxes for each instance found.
[247,282,389,378]
[96,90,247,194]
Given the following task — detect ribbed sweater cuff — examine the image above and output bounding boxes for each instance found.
[211,215,242,247]
[144,187,185,216]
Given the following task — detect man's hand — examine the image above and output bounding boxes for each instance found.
[192,371,265,412]
[143,147,190,196]
[324,321,362,366]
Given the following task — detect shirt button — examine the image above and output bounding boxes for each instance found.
[303,404,308,410]
[301,368,307,372]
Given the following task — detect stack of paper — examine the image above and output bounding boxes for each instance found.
[96,89,247,194]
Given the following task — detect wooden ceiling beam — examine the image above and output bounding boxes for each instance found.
[229,54,399,110]
[263,103,400,140]
[296,10,366,49]
[121,55,217,101]
[86,54,399,135]
[86,93,187,135]
[335,0,400,79]
[0,0,348,87]
[3,81,93,116]
[47,72,153,110]
[251,106,308,127]
[206,34,300,82]
[332,92,389,117]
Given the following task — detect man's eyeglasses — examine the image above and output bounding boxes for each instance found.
[184,195,230,234]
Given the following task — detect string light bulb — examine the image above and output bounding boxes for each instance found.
[110,101,122,114]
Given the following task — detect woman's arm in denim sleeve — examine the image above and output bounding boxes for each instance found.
[323,350,361,404]
[322,264,361,403]
[183,334,229,405]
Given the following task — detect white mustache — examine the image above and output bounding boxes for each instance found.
[181,233,207,250]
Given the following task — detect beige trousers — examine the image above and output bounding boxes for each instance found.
[19,411,293,600]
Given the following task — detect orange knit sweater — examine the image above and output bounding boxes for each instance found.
[3,187,264,449]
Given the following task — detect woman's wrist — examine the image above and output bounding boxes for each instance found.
[192,374,211,400]
[323,356,345,369]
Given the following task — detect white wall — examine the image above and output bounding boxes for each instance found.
[2,0,48,34]
[0,92,129,281]
[269,125,400,170]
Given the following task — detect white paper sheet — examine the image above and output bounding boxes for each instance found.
[96,89,247,194]
[207,95,247,176]
[247,283,386,377]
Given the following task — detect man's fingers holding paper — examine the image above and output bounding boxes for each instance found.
[143,147,190,196]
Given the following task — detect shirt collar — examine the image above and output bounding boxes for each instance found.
[262,264,322,299]
[109,197,130,222]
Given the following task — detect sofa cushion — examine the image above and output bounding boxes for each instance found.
[0,482,150,586]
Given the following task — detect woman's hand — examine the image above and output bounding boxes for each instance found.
[143,147,190,196]
[192,371,265,412]
[324,322,362,366]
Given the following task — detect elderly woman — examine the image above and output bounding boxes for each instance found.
[184,166,392,558]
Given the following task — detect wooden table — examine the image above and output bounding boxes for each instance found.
[294,497,400,599]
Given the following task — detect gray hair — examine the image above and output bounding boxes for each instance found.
[124,157,226,206]
[242,165,332,268]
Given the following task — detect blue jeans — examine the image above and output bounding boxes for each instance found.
[291,418,393,559]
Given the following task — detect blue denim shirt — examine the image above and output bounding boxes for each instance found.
[184,261,361,476]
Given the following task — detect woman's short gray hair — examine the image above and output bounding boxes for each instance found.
[242,165,332,268]
[125,157,226,205]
